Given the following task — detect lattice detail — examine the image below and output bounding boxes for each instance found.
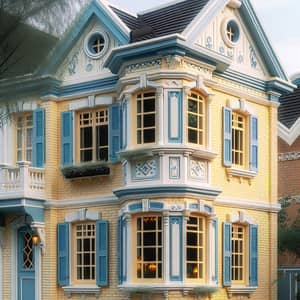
[190,159,207,181]
[135,159,157,179]
[23,232,33,269]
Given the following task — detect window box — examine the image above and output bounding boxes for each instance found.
[61,162,110,179]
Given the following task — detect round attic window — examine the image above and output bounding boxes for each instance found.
[84,31,109,59]
[221,19,240,48]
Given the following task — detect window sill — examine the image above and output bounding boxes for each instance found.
[119,283,219,295]
[226,286,257,298]
[226,167,257,182]
[63,285,100,298]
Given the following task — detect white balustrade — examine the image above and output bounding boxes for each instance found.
[0,162,45,199]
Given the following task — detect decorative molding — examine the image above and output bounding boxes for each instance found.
[226,286,257,299]
[216,196,281,213]
[125,59,162,74]
[133,159,159,180]
[68,95,113,111]
[189,159,207,182]
[226,98,256,116]
[65,208,100,222]
[226,167,257,182]
[169,157,180,179]
[278,120,300,146]
[227,0,242,9]
[228,211,256,225]
[63,285,100,299]
[31,222,46,255]
[279,151,300,162]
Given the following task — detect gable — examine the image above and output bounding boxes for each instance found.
[39,0,130,79]
[56,16,119,84]
[192,4,267,79]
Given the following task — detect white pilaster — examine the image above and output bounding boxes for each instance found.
[157,88,164,145]
[125,214,132,282]
[163,212,170,282]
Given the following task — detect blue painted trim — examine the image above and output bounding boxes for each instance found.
[249,116,258,172]
[149,202,164,210]
[129,202,143,211]
[109,103,121,162]
[39,0,129,76]
[223,107,232,167]
[105,35,230,74]
[61,111,74,166]
[223,222,232,286]
[118,217,123,284]
[169,156,180,179]
[249,224,258,287]
[131,158,160,181]
[169,216,183,281]
[212,218,218,283]
[32,108,45,168]
[240,0,288,81]
[168,90,182,143]
[57,222,70,287]
[114,185,222,199]
[204,204,212,214]
[0,199,45,222]
[18,226,35,300]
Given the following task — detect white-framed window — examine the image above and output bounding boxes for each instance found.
[77,108,109,162]
[73,222,96,284]
[187,91,206,146]
[16,113,33,162]
[231,111,245,167]
[231,224,245,283]
[136,91,156,144]
[186,215,205,280]
[136,215,163,279]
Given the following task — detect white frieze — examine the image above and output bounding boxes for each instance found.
[279,152,300,161]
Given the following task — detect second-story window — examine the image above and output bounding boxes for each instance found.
[136,91,156,144]
[187,91,205,146]
[232,224,245,283]
[78,108,109,162]
[232,112,245,167]
[16,113,33,162]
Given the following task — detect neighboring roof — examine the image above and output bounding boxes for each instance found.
[279,87,300,129]
[0,12,58,79]
[110,0,210,42]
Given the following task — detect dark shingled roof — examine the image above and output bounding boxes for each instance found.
[111,0,210,42]
[279,86,300,128]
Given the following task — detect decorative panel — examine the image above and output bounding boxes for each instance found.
[133,158,159,180]
[189,159,208,182]
[169,157,180,179]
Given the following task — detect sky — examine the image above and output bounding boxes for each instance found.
[107,0,300,78]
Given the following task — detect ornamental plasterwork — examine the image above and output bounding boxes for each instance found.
[182,60,213,80]
[134,159,158,179]
[189,159,208,182]
[279,152,300,162]
[195,7,266,80]
[57,21,115,82]
[125,59,162,74]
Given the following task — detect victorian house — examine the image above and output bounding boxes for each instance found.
[0,0,293,299]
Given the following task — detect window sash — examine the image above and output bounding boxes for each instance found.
[186,216,205,280]
[136,92,156,144]
[74,222,96,283]
[232,112,245,167]
[232,224,245,283]
[136,216,162,279]
[16,113,33,162]
[78,109,109,162]
[187,92,205,145]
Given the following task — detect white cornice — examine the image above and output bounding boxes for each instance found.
[216,196,281,213]
[278,119,300,146]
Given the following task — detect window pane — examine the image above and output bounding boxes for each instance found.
[187,248,197,261]
[143,114,155,127]
[80,127,93,148]
[80,150,93,162]
[143,248,156,261]
[144,129,155,143]
[143,217,156,230]
[188,100,197,113]
[143,232,156,245]
[187,232,197,246]
[188,115,197,128]
[144,99,155,112]
[188,129,197,143]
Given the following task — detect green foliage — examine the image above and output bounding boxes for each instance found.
[278,196,300,258]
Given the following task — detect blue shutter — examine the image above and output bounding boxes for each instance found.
[61,111,73,166]
[118,217,123,284]
[250,116,258,172]
[96,220,108,286]
[57,222,70,286]
[223,107,232,167]
[212,218,218,283]
[122,101,128,150]
[32,108,45,167]
[249,224,258,286]
[109,103,121,162]
[223,222,232,286]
